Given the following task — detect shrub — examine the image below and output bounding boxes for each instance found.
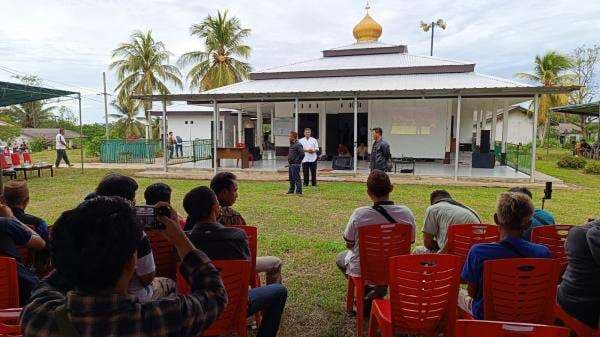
[557,155,587,169]
[28,137,47,152]
[84,135,104,157]
[584,162,600,175]
[0,124,21,145]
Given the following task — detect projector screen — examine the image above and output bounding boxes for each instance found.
[371,99,450,159]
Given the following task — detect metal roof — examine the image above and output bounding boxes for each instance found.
[0,81,78,107]
[326,41,397,50]
[21,128,82,139]
[147,103,236,116]
[551,101,600,116]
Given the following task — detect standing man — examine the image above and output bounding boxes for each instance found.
[175,134,183,157]
[287,131,304,195]
[370,127,391,172]
[299,128,319,187]
[167,131,176,159]
[55,128,72,168]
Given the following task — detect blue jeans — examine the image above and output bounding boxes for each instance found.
[247,284,288,337]
[288,164,302,194]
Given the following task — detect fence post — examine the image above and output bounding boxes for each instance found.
[192,141,197,162]
[515,144,520,173]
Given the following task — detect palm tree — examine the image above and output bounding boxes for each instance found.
[178,10,251,91]
[109,93,145,139]
[516,51,574,145]
[109,30,182,138]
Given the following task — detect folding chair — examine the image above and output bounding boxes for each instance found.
[455,320,569,337]
[531,225,574,279]
[346,223,413,337]
[445,224,500,269]
[367,254,461,337]
[177,260,251,337]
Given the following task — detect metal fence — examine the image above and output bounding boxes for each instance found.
[493,141,532,175]
[100,140,159,164]
[167,139,212,165]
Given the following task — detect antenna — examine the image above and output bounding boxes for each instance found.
[365,0,371,12]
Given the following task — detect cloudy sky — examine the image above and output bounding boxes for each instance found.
[1,0,600,123]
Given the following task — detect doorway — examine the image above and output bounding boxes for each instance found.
[325,113,368,158]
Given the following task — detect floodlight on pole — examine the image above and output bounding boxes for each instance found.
[420,19,447,56]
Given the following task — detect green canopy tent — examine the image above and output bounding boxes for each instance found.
[551,101,600,143]
[0,81,84,192]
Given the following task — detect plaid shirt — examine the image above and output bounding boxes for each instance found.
[20,250,226,337]
[218,206,247,227]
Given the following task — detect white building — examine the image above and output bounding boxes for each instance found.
[481,104,533,145]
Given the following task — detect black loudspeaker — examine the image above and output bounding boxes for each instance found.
[472,152,495,168]
[480,130,491,153]
[544,182,553,200]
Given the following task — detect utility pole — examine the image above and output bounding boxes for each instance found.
[420,19,447,56]
[102,72,109,139]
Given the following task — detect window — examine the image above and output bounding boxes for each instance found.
[185,121,188,124]
[190,121,194,124]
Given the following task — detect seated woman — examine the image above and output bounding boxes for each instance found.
[357,143,368,160]
[558,219,600,328]
[337,144,351,157]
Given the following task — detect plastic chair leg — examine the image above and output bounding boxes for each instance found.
[368,301,392,337]
[354,277,365,337]
[346,277,355,313]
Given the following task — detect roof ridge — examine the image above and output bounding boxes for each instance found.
[253,56,326,74]
[405,53,473,65]
[473,72,531,87]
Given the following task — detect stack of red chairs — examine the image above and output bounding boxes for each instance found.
[0,156,16,180]
[0,257,21,336]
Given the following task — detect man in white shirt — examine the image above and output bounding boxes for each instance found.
[54,128,72,168]
[299,128,319,187]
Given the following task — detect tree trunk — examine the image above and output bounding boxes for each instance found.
[145,108,150,139]
[539,119,549,146]
[581,115,589,139]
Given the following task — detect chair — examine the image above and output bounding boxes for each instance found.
[177,260,251,337]
[482,258,560,325]
[531,225,574,278]
[0,156,16,180]
[10,153,35,180]
[0,320,21,337]
[554,304,598,337]
[23,153,53,178]
[445,224,500,269]
[346,223,413,337]
[232,225,260,287]
[22,152,31,164]
[367,254,461,337]
[235,143,254,168]
[455,320,569,337]
[145,230,177,280]
[0,257,19,310]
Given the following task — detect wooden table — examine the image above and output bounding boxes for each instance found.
[217,147,249,169]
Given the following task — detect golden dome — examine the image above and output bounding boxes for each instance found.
[353,13,382,42]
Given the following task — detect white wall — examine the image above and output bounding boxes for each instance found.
[484,110,533,145]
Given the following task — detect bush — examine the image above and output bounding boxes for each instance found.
[28,137,47,152]
[0,124,21,145]
[557,155,587,169]
[84,135,104,157]
[584,162,600,175]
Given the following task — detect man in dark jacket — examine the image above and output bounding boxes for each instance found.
[370,127,391,172]
[287,131,304,195]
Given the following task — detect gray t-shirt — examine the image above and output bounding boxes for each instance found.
[343,203,415,277]
[423,201,480,251]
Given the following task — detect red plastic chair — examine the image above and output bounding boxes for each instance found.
[177,260,251,337]
[235,143,254,168]
[145,231,177,280]
[455,320,569,337]
[346,223,413,337]
[9,154,20,167]
[0,320,21,337]
[367,254,461,337]
[0,257,19,310]
[0,156,12,169]
[445,224,500,269]
[531,225,574,279]
[482,258,560,325]
[0,156,16,180]
[554,304,598,337]
[22,152,32,164]
[231,225,261,326]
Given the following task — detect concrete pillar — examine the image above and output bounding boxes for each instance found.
[490,102,497,151]
[294,98,299,133]
[367,100,373,150]
[162,100,168,173]
[271,108,275,143]
[213,101,219,173]
[454,96,462,181]
[501,102,509,164]
[256,102,263,152]
[237,110,243,145]
[531,94,539,183]
[353,96,358,174]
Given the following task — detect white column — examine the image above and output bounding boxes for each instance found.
[476,106,483,148]
[237,110,243,145]
[367,100,373,150]
[490,103,497,151]
[256,102,263,152]
[531,94,539,183]
[270,108,275,143]
[502,104,509,159]
[294,98,299,133]
[319,102,326,156]
[454,96,462,181]
[162,100,168,173]
[213,101,219,173]
[353,96,358,174]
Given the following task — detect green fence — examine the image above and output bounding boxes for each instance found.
[100,140,159,164]
[506,143,532,175]
[193,139,212,161]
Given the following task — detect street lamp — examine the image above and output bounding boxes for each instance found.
[420,19,447,56]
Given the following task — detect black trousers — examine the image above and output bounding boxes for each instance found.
[288,164,302,194]
[302,161,317,186]
[55,149,70,167]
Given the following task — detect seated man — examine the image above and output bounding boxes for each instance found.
[21,196,226,337]
[558,219,600,328]
[459,192,552,319]
[185,186,287,337]
[144,182,186,229]
[2,180,50,243]
[210,171,283,284]
[0,204,45,304]
[336,170,415,298]
[414,190,480,254]
[96,173,175,302]
[508,187,555,241]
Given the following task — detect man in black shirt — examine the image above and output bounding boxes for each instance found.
[287,131,304,195]
[370,127,391,172]
[185,186,287,337]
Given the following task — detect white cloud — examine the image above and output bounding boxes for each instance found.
[1,0,599,122]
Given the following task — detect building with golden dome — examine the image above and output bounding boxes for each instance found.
[141,5,576,182]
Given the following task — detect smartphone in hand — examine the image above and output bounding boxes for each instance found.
[135,205,167,230]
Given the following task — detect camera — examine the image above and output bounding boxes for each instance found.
[135,205,168,230]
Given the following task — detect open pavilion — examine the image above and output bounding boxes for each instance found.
[552,101,600,144]
[136,7,578,183]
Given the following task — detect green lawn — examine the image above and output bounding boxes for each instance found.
[18,150,600,337]
[28,149,98,165]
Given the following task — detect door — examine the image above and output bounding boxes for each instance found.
[325,113,367,158]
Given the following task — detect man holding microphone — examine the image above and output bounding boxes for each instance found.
[299,128,319,187]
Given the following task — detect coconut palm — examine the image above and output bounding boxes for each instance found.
[516,51,574,144]
[109,30,182,138]
[178,10,251,91]
[109,93,145,139]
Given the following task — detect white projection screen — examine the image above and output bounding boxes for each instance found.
[371,99,450,159]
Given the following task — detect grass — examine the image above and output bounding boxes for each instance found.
[28,149,98,165]
[19,149,600,337]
